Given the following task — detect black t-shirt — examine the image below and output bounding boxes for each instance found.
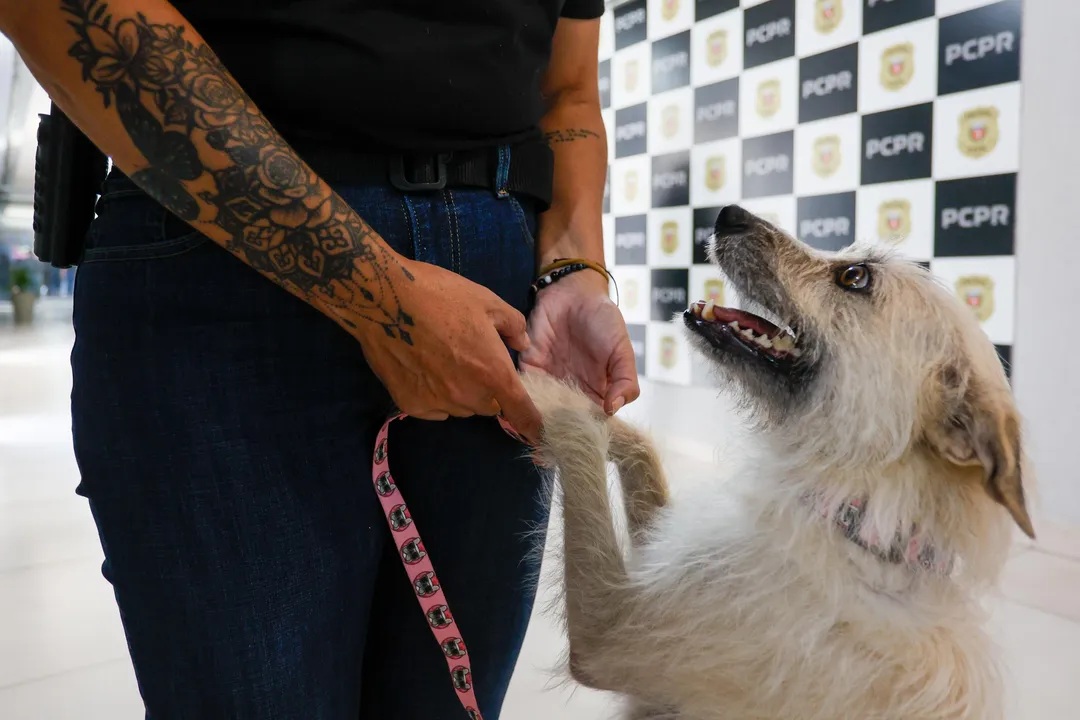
[172,0,605,153]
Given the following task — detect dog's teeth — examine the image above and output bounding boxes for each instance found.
[728,321,740,330]
[754,335,773,349]
[772,335,795,352]
[740,328,755,340]
[692,303,702,317]
[703,300,716,321]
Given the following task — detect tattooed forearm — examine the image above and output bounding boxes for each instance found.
[543,128,601,145]
[60,0,415,342]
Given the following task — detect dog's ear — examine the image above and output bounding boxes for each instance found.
[927,363,1035,539]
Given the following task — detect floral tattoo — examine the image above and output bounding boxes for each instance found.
[61,0,416,342]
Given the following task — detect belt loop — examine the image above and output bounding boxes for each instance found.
[495,145,511,199]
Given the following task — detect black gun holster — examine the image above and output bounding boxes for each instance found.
[32,102,109,269]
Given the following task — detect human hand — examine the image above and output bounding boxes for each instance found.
[521,269,640,415]
[352,258,543,443]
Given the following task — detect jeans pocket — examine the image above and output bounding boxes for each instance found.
[507,195,537,251]
[83,177,210,264]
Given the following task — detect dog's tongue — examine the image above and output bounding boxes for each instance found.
[694,302,780,338]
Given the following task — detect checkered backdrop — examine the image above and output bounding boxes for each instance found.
[598,0,1021,386]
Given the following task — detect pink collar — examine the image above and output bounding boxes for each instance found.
[807,495,954,575]
[372,413,528,720]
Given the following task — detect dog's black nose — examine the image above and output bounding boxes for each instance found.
[715,204,751,234]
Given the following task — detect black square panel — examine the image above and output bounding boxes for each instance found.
[744,0,796,70]
[861,103,934,184]
[934,173,1016,257]
[599,59,611,109]
[653,31,691,94]
[652,151,691,208]
[695,78,740,143]
[799,43,859,123]
[615,214,647,265]
[615,103,648,158]
[614,0,648,50]
[651,268,690,321]
[797,192,856,251]
[693,206,722,264]
[939,0,1021,95]
[628,324,647,377]
[696,0,739,21]
[863,0,935,35]
[742,131,794,199]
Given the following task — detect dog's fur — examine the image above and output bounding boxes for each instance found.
[524,207,1033,720]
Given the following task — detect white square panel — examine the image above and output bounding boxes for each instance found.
[647,321,694,385]
[932,82,1021,181]
[611,41,652,109]
[929,255,1015,344]
[742,0,771,7]
[648,207,695,267]
[649,0,694,39]
[858,17,938,115]
[855,178,935,260]
[599,10,615,60]
[691,9,745,86]
[612,265,651,325]
[690,136,743,207]
[611,155,653,215]
[739,57,799,138]
[648,87,694,154]
[796,0,862,58]
[741,195,798,237]
[602,108,616,160]
[794,113,861,195]
[690,264,742,309]
[936,0,999,17]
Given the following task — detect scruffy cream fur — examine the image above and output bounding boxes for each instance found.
[523,208,1033,720]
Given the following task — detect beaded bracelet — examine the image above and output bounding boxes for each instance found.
[531,257,620,306]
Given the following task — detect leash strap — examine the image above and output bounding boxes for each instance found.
[372,413,527,720]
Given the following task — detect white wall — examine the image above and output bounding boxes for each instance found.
[627,0,1080,531]
[1012,0,1080,528]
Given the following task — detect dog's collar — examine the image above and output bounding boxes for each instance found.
[806,495,954,575]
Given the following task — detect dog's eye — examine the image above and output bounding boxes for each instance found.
[836,264,871,291]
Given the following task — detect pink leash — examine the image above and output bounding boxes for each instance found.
[371,413,529,720]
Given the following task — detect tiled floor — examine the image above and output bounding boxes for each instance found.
[1,308,1078,719]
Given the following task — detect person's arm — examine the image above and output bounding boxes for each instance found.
[537,17,607,282]
[0,0,543,437]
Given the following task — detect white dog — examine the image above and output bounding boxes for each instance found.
[525,205,1033,720]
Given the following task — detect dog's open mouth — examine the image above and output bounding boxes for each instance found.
[684,300,802,369]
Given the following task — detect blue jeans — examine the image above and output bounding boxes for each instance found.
[71,161,549,719]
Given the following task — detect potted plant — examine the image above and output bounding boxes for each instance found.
[9,266,37,325]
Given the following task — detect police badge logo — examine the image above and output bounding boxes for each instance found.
[704,278,725,306]
[958,106,1000,159]
[756,79,781,118]
[661,0,679,22]
[706,29,728,68]
[955,275,995,323]
[812,135,842,178]
[624,58,639,93]
[660,335,678,370]
[624,169,638,202]
[624,278,640,309]
[877,199,911,243]
[815,0,843,34]
[388,503,412,532]
[661,220,679,255]
[880,42,914,92]
[704,155,726,192]
[661,104,680,139]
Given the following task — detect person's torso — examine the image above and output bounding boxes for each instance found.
[172,0,574,153]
